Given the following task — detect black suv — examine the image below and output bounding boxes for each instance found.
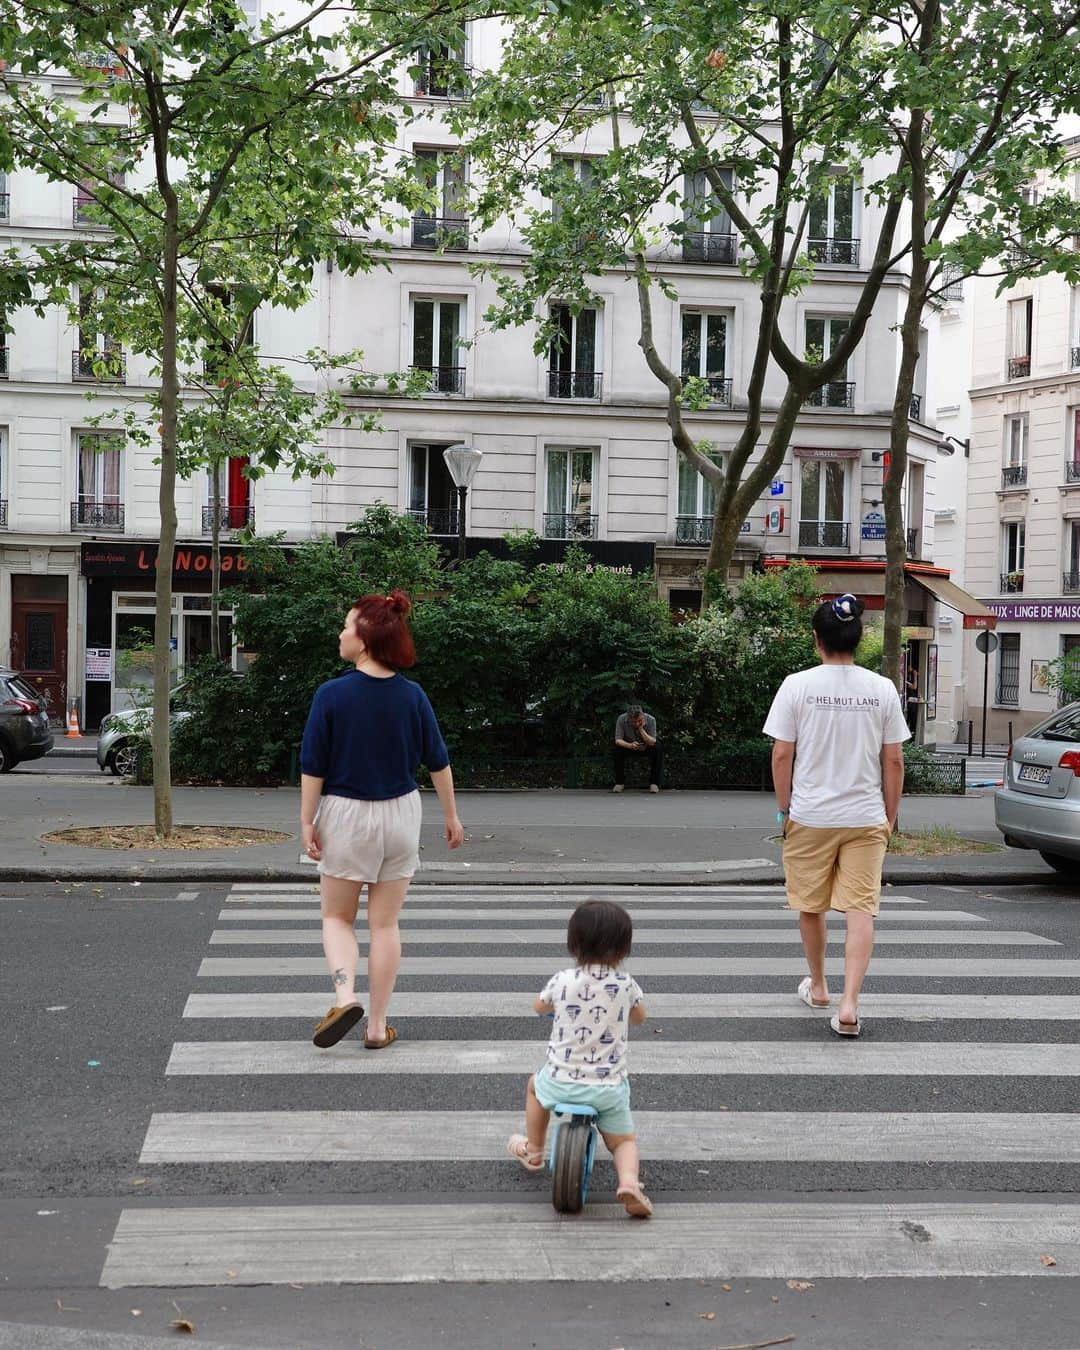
[0,669,54,772]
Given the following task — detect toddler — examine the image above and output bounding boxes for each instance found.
[506,898,652,1218]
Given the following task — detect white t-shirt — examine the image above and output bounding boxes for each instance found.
[539,964,644,1086]
[762,664,910,828]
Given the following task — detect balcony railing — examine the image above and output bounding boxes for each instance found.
[202,503,254,534]
[0,500,7,529]
[544,512,598,540]
[906,527,919,558]
[1063,571,1080,594]
[1066,460,1080,484]
[72,349,125,383]
[0,193,8,221]
[0,346,7,378]
[682,232,737,265]
[808,237,860,265]
[675,515,714,545]
[71,499,124,532]
[940,264,964,301]
[1001,464,1027,489]
[1007,355,1031,380]
[407,507,460,535]
[411,364,465,395]
[799,520,850,549]
[411,215,469,251]
[909,393,923,421]
[804,381,855,409]
[413,60,472,98]
[547,369,602,400]
[999,571,1025,594]
[681,372,733,407]
[1071,346,1080,370]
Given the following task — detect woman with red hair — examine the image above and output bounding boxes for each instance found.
[300,590,463,1050]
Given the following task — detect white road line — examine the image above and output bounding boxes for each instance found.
[223,890,930,905]
[197,955,1080,977]
[206,927,1055,947]
[99,1201,1080,1286]
[215,907,986,924]
[165,1039,1080,1077]
[181,991,1080,1021]
[138,1109,1080,1164]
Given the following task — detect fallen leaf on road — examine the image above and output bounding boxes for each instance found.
[226,1270,238,1278]
[721,1283,732,1291]
[1040,1254,1057,1267]
[170,1319,196,1334]
[130,1309,142,1317]
[699,1311,716,1320]
[131,1177,151,1187]
[786,1279,814,1291]
[712,1337,795,1350]
[56,1300,80,1312]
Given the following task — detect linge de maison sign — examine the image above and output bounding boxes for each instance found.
[81,542,251,579]
[987,601,1080,623]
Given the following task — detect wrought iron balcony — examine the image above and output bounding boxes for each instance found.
[1063,571,1080,594]
[72,349,125,383]
[71,499,124,531]
[681,372,732,407]
[909,393,922,421]
[999,571,1025,594]
[411,215,469,251]
[202,503,254,534]
[1001,464,1027,489]
[411,364,466,395]
[547,369,602,400]
[940,264,964,301]
[1007,355,1031,380]
[0,193,8,222]
[0,346,7,378]
[1072,346,1080,370]
[544,512,598,540]
[407,507,460,535]
[413,60,472,98]
[906,527,919,558]
[799,520,850,549]
[675,515,714,545]
[1066,459,1080,483]
[808,237,860,265]
[804,381,855,409]
[0,500,7,529]
[682,232,737,265]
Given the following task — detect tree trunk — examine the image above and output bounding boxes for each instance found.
[210,458,222,660]
[152,210,180,837]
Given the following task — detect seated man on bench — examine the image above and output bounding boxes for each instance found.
[613,704,663,794]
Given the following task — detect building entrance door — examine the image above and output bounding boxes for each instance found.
[10,576,69,725]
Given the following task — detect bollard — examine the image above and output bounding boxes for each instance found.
[967,720,974,756]
[1008,721,1013,755]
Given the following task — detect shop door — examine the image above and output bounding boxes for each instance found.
[11,599,68,724]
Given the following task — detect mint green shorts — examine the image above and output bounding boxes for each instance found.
[533,1066,635,1136]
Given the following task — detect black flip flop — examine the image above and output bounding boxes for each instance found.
[312,1002,365,1048]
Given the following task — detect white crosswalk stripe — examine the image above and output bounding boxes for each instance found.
[102,879,1080,1290]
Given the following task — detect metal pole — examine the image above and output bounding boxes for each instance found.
[967,719,973,757]
[981,645,989,759]
[457,484,467,562]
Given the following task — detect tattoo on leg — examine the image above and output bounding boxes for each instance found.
[332,969,350,987]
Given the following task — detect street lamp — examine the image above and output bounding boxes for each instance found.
[936,435,970,457]
[443,443,483,562]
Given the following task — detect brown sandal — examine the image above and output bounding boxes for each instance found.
[312,1002,364,1048]
[363,1025,398,1050]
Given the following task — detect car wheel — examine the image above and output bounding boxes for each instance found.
[1038,851,1080,879]
[0,738,15,773]
[111,742,138,778]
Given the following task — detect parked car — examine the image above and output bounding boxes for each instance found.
[97,688,193,777]
[995,701,1080,877]
[0,668,55,772]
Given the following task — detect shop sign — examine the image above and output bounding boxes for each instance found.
[861,510,886,541]
[765,506,785,534]
[85,648,112,681]
[987,601,1080,622]
[769,478,784,496]
[81,542,250,579]
[793,447,861,460]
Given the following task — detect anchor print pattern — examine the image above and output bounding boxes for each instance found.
[539,964,644,1085]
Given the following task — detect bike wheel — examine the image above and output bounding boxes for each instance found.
[551,1116,591,1214]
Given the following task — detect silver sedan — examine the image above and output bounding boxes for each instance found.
[995,701,1080,879]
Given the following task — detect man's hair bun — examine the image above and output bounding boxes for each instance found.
[831,592,863,623]
[386,589,412,618]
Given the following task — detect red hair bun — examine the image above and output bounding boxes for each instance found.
[386,590,412,618]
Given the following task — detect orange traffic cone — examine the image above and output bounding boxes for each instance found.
[65,702,82,739]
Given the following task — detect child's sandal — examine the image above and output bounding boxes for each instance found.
[616,1182,654,1219]
[506,1134,545,1172]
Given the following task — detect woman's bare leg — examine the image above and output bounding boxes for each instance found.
[364,876,410,1040]
[320,874,364,1008]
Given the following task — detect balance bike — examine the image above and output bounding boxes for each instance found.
[549,1103,599,1214]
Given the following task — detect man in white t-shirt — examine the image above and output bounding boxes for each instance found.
[763,593,909,1038]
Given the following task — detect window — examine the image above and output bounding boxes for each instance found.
[804,315,854,407]
[545,447,596,537]
[0,170,8,221]
[681,311,731,404]
[906,460,924,558]
[74,431,123,531]
[411,296,463,393]
[1001,521,1025,591]
[412,150,469,250]
[408,443,458,533]
[1069,409,1080,483]
[1064,522,1080,593]
[1007,297,1032,378]
[808,173,858,264]
[683,168,736,263]
[548,303,600,398]
[676,449,723,544]
[1061,636,1080,706]
[74,288,124,382]
[205,456,253,533]
[0,305,7,378]
[202,284,255,378]
[550,156,596,224]
[0,427,7,529]
[1002,413,1028,487]
[996,632,1021,706]
[413,29,469,96]
[799,455,849,548]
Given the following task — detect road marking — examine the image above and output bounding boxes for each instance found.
[165,1039,1080,1077]
[177,891,200,901]
[100,1201,1080,1286]
[205,926,1055,947]
[138,1109,1080,1163]
[181,991,1080,1021]
[215,906,986,923]
[197,955,1080,977]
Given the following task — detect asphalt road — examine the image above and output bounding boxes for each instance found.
[2,878,1079,1349]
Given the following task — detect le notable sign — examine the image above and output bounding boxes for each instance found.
[81,542,252,579]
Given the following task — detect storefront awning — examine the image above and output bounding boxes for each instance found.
[910,572,997,630]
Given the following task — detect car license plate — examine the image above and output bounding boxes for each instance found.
[1018,764,1052,785]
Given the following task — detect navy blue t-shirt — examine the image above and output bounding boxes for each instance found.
[300,669,450,801]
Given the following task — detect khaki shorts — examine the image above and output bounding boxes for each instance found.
[781,819,891,916]
[316,790,422,883]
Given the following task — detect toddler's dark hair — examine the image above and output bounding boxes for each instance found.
[567,899,633,965]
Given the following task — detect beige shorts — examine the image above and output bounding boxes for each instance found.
[781,819,891,916]
[316,790,422,883]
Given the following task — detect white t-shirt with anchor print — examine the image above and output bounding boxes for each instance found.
[539,964,644,1086]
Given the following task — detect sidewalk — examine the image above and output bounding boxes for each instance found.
[0,776,1058,885]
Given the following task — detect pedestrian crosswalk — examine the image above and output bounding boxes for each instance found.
[101,882,1080,1289]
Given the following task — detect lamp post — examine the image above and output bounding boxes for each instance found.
[443,443,483,562]
[936,435,971,457]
